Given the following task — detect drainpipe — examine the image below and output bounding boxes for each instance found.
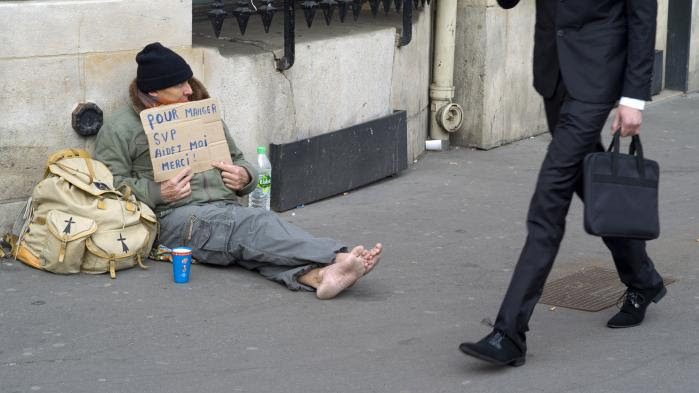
[429,0,463,147]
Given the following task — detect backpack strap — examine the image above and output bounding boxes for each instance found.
[117,184,132,198]
[58,240,67,263]
[117,184,137,212]
[45,148,92,178]
[109,257,116,279]
[83,157,97,185]
[136,254,150,270]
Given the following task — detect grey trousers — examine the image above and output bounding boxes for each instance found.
[157,202,346,291]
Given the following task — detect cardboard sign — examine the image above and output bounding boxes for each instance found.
[139,98,232,182]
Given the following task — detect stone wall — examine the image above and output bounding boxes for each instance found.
[450,0,677,150]
[194,30,397,161]
[390,8,433,163]
[0,0,432,234]
[452,0,547,150]
[192,8,432,165]
[0,0,193,234]
[656,0,668,90]
[689,1,699,92]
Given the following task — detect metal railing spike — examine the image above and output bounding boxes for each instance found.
[207,0,228,38]
[337,0,352,22]
[232,1,256,35]
[301,1,319,28]
[320,0,337,26]
[382,0,391,15]
[205,0,422,71]
[259,1,278,33]
[369,0,380,16]
[351,0,364,21]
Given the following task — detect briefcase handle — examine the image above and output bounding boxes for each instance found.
[608,130,646,178]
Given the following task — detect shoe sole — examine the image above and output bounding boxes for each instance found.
[607,321,642,329]
[458,344,525,367]
[607,286,667,329]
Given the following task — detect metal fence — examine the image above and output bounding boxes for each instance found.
[199,0,430,71]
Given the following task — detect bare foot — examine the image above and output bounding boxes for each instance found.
[361,243,382,276]
[316,246,366,300]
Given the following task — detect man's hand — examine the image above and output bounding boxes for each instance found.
[160,168,193,203]
[611,105,643,137]
[212,162,251,191]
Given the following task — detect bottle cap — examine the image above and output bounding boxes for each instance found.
[257,146,266,154]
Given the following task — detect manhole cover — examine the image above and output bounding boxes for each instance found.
[539,266,675,312]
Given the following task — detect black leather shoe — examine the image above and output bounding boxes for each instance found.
[459,330,526,367]
[607,285,667,329]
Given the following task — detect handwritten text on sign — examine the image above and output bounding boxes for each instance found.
[139,98,232,182]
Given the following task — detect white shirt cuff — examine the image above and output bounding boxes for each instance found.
[619,97,646,111]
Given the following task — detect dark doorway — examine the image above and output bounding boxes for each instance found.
[666,0,693,91]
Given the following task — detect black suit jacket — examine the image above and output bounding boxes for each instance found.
[498,0,657,103]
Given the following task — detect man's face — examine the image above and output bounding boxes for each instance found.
[149,81,193,105]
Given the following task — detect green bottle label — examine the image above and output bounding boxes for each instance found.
[258,174,271,193]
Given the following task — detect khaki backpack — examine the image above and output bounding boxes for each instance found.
[6,149,158,278]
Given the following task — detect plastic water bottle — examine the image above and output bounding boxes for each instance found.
[249,146,271,210]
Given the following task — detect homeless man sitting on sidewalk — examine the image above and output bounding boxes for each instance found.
[94,42,382,299]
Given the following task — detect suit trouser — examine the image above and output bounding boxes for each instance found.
[493,78,664,350]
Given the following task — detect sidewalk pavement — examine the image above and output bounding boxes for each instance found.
[1,93,698,393]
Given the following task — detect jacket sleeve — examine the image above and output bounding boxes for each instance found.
[94,121,165,209]
[497,0,520,9]
[222,122,259,197]
[622,0,657,101]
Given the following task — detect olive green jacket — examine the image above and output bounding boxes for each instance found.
[94,78,258,213]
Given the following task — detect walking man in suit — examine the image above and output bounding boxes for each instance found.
[459,0,666,366]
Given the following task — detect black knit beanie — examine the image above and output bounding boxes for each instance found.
[136,42,193,92]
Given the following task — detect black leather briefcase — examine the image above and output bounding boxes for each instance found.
[583,133,660,240]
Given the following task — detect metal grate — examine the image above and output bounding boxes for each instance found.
[539,266,675,312]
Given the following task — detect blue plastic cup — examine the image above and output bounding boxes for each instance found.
[172,247,192,283]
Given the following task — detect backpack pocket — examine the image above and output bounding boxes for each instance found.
[42,210,97,274]
[83,225,151,278]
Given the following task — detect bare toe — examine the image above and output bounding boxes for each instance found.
[364,243,382,275]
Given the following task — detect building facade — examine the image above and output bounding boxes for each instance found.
[1,0,697,233]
